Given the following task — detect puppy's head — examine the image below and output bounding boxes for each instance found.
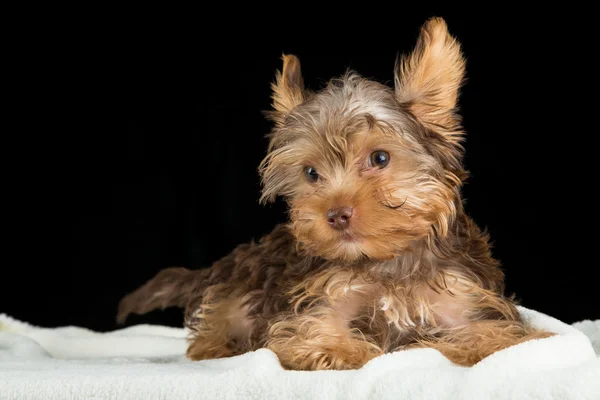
[259,18,468,262]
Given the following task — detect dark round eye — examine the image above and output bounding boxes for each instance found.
[370,150,390,168]
[304,166,319,183]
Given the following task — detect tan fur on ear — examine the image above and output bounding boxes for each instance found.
[395,17,466,144]
[270,54,305,124]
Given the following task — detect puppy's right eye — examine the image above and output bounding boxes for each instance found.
[304,166,319,183]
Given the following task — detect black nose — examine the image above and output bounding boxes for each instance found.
[326,206,353,230]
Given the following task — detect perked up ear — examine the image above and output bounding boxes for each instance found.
[269,54,306,125]
[394,17,466,145]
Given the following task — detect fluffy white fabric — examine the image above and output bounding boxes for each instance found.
[1,306,599,400]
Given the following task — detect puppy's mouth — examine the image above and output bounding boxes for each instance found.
[339,232,358,242]
[337,228,370,244]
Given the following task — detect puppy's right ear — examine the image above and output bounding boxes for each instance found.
[268,54,305,125]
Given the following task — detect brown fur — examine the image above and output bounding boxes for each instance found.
[117,17,553,370]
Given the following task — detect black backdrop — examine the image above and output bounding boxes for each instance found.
[3,8,597,332]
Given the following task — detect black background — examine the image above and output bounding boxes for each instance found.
[3,7,597,332]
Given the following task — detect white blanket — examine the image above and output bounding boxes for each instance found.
[1,306,599,400]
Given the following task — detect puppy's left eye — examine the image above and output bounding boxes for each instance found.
[304,166,319,183]
[369,151,390,168]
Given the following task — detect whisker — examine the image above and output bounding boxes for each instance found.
[383,197,407,210]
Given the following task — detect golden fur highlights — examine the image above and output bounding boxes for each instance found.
[117,17,554,371]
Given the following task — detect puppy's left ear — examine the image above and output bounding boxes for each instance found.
[269,54,306,125]
[395,18,466,145]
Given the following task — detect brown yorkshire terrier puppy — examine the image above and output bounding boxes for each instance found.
[117,17,552,370]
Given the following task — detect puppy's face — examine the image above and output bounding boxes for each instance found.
[260,18,468,262]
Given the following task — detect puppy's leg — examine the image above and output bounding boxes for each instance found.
[412,275,554,366]
[418,318,554,366]
[186,285,257,361]
[186,301,234,360]
[265,305,383,370]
